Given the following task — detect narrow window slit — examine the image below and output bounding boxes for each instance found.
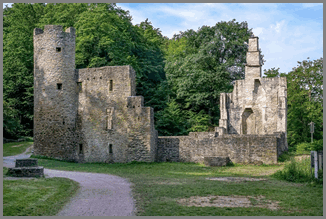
[109,144,113,154]
[56,47,61,52]
[109,80,113,91]
[57,83,62,90]
[79,144,83,154]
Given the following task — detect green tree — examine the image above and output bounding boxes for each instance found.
[263,58,323,149]
[133,19,167,108]
[262,67,287,78]
[286,57,323,147]
[3,101,22,139]
[155,99,188,136]
[3,3,46,138]
[164,19,259,130]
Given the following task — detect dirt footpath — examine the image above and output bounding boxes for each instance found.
[46,169,136,216]
[3,147,136,216]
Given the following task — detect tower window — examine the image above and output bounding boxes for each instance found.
[77,82,82,93]
[109,144,113,154]
[109,80,113,91]
[57,83,62,90]
[56,47,61,52]
[79,144,83,154]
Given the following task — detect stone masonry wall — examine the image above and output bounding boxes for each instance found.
[76,66,156,163]
[157,134,279,164]
[157,136,181,162]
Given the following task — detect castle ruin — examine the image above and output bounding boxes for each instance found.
[34,25,287,165]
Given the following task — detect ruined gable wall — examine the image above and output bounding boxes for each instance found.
[33,25,78,161]
[220,36,287,139]
[224,76,287,136]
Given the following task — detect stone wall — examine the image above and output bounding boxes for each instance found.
[157,136,181,162]
[76,66,157,163]
[157,133,281,164]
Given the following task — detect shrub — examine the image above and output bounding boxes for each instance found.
[272,157,313,183]
[295,139,323,154]
[311,139,323,151]
[317,169,323,184]
[278,151,295,162]
[295,142,312,154]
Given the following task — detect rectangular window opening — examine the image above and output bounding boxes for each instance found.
[56,47,61,52]
[109,144,113,154]
[109,80,113,91]
[57,83,62,90]
[77,82,82,93]
[79,144,83,154]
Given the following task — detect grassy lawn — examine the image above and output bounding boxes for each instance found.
[30,157,322,216]
[3,167,80,216]
[3,141,34,157]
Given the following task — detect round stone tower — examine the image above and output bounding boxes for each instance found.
[33,25,78,161]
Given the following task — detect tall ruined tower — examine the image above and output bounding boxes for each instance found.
[33,25,78,161]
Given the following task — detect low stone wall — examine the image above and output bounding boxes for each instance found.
[15,159,38,167]
[157,136,181,162]
[158,133,281,164]
[8,167,44,177]
[204,157,230,166]
[8,158,44,177]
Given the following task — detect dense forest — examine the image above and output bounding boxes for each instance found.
[3,3,323,151]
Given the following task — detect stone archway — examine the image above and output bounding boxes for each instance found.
[242,108,255,134]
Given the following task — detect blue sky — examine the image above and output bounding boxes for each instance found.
[3,3,323,74]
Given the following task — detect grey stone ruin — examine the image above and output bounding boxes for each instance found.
[33,25,287,166]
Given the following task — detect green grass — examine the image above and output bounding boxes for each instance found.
[3,168,80,216]
[272,157,323,185]
[28,156,322,216]
[3,141,33,157]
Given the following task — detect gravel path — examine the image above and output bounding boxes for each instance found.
[3,147,136,216]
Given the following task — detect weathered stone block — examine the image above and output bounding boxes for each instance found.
[15,158,38,167]
[204,157,230,166]
[8,167,44,177]
[248,37,259,51]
